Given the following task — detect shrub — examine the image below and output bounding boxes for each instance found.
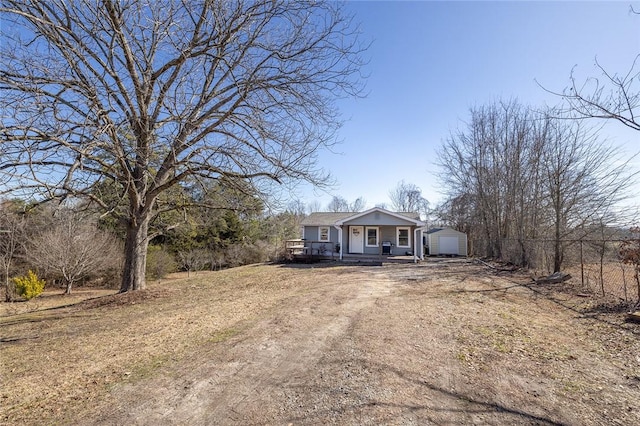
[223,241,271,267]
[12,270,45,300]
[27,215,122,294]
[146,245,177,280]
[246,240,271,264]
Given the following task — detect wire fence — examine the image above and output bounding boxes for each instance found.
[470,238,640,306]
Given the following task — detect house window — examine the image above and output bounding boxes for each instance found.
[318,226,330,242]
[366,227,379,247]
[397,227,410,248]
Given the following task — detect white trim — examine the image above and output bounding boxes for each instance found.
[365,226,379,247]
[397,226,411,248]
[415,227,425,262]
[318,226,330,242]
[334,225,343,260]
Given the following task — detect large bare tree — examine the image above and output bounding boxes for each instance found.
[0,1,365,291]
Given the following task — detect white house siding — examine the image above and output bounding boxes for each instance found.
[427,228,468,256]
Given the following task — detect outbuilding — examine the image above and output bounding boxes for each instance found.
[425,228,468,256]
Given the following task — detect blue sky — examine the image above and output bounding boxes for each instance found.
[296,0,640,211]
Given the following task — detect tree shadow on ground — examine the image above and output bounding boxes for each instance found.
[284,358,568,425]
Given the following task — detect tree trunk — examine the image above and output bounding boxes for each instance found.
[636,265,640,303]
[120,213,151,292]
[553,239,562,273]
[553,190,563,273]
[64,280,73,295]
[4,266,12,302]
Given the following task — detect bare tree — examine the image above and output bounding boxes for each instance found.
[433,193,475,234]
[327,196,350,212]
[28,214,121,294]
[306,199,323,214]
[286,200,307,217]
[388,181,429,218]
[444,101,547,263]
[437,99,635,271]
[620,226,640,303]
[546,56,640,131]
[177,248,209,278]
[0,205,25,301]
[541,50,640,272]
[349,196,366,212]
[539,118,635,272]
[326,195,365,212]
[0,1,365,292]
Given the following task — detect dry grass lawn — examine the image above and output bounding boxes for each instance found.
[2,259,640,425]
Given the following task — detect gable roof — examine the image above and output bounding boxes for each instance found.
[426,227,466,235]
[300,212,354,226]
[302,207,425,227]
[426,227,444,234]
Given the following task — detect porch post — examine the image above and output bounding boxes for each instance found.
[334,225,343,260]
[415,227,425,262]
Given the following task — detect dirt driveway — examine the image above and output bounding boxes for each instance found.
[3,259,640,425]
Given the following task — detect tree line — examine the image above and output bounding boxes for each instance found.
[0,192,303,300]
[434,99,637,272]
[1,176,431,300]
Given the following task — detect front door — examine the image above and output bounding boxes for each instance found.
[349,226,364,253]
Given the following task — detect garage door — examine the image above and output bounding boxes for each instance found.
[439,236,459,255]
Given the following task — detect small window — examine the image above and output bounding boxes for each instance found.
[318,226,330,242]
[366,227,379,247]
[397,227,410,248]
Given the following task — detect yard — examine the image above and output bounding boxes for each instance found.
[1,259,640,425]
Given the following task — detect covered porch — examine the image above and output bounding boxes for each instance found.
[284,239,420,264]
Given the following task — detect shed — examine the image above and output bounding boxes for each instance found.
[425,228,467,256]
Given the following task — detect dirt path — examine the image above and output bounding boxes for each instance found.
[87,266,395,425]
[10,260,640,425]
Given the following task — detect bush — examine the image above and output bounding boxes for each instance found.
[146,245,177,280]
[12,270,45,300]
[223,241,271,268]
[245,240,271,264]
